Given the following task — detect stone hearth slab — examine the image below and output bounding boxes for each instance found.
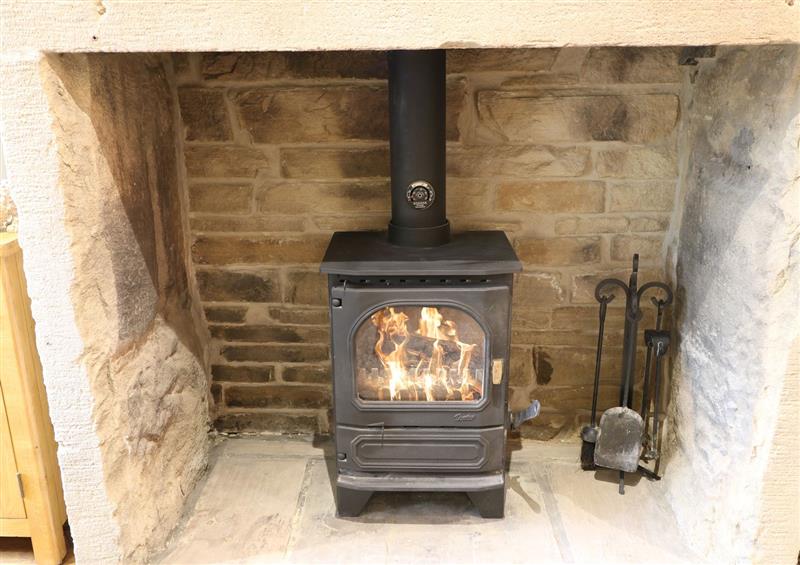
[284,457,561,564]
[152,437,696,564]
[157,439,310,563]
[539,459,694,563]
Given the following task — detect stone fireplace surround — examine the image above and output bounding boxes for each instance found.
[1,3,798,564]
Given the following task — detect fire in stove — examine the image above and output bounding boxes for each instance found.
[355,306,485,403]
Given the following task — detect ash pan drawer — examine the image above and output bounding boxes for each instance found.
[337,425,504,473]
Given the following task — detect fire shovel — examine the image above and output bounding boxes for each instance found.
[593,407,644,474]
[593,257,644,477]
[594,332,669,476]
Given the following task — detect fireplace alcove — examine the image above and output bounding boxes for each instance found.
[1,5,797,563]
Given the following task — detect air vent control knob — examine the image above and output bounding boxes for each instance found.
[406,181,436,210]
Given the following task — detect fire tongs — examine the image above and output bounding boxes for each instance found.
[580,255,673,494]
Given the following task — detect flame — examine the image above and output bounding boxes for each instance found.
[362,306,483,402]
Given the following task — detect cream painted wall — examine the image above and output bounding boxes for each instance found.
[1,0,798,54]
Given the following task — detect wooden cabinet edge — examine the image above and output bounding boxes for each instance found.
[1,235,68,565]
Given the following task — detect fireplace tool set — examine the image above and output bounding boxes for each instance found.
[580,255,673,494]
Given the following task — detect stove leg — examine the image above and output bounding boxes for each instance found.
[468,486,505,518]
[336,486,373,517]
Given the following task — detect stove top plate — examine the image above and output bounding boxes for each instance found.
[320,230,522,276]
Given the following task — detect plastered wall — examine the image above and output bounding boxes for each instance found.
[2,53,212,563]
[664,45,800,565]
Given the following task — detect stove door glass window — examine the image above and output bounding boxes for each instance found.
[354,305,485,403]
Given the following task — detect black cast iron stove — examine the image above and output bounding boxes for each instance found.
[320,50,522,518]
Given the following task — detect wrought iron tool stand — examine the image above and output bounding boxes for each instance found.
[580,255,673,494]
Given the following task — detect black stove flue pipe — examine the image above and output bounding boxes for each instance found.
[387,50,450,247]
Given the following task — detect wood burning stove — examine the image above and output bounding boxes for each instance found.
[320,50,522,518]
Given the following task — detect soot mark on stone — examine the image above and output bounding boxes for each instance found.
[730,127,755,168]
[607,48,646,82]
[340,183,387,206]
[582,241,601,262]
[534,350,553,385]
[338,148,390,178]
[584,97,631,142]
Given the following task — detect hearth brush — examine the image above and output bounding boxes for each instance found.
[580,293,612,470]
[580,255,673,494]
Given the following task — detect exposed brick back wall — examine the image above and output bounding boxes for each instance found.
[173,47,683,439]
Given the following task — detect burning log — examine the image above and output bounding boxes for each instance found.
[377,386,392,401]
[447,390,463,401]
[431,383,449,401]
[396,388,416,401]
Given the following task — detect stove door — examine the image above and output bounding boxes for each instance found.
[329,281,512,428]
